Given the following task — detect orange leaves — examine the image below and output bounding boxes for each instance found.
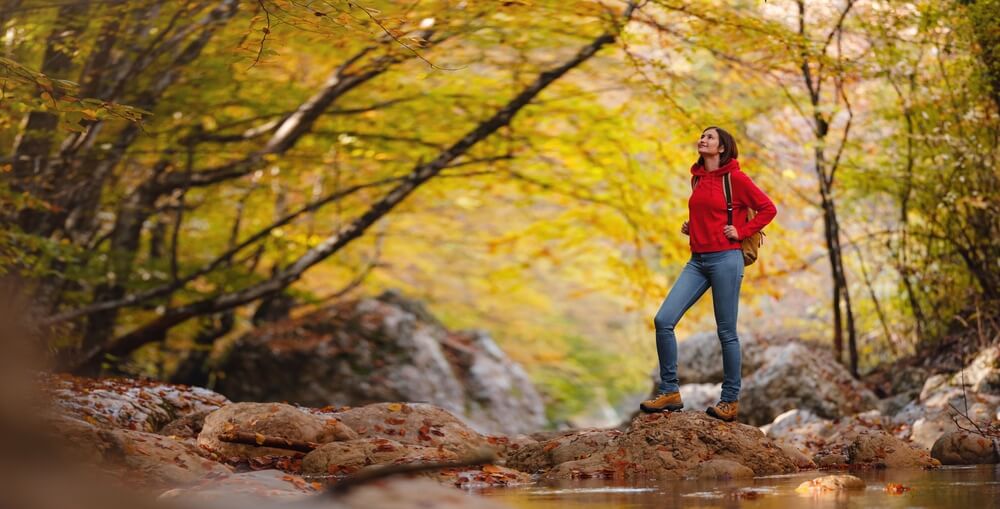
[281,474,319,491]
[885,483,911,495]
[374,441,397,453]
[418,424,433,442]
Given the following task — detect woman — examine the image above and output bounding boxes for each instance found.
[639,126,777,422]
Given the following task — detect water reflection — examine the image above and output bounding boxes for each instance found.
[478,465,1000,508]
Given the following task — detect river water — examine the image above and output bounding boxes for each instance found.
[477,465,1000,508]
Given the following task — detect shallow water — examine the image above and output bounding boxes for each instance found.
[476,465,1000,508]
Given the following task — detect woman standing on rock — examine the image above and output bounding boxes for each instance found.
[639,126,777,422]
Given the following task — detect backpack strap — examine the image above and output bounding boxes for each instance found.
[722,173,734,226]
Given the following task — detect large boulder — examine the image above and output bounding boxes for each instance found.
[41,413,232,489]
[891,376,1000,449]
[931,430,1000,465]
[159,408,214,439]
[739,342,879,425]
[511,411,798,480]
[39,372,229,433]
[676,331,765,384]
[326,402,492,458]
[761,409,836,453]
[957,346,1000,395]
[213,290,546,435]
[782,410,939,469]
[686,459,755,480]
[302,438,458,475]
[198,402,358,459]
[505,428,622,473]
[105,429,234,487]
[846,429,938,468]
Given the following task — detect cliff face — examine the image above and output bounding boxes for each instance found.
[213,290,547,435]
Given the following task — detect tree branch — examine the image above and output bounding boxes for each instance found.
[69,1,640,372]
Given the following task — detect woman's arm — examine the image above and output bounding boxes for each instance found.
[733,172,777,240]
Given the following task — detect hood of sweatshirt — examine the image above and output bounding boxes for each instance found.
[690,157,740,177]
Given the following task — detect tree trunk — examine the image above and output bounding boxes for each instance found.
[9,0,90,236]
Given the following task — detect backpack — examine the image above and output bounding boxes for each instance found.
[691,174,766,266]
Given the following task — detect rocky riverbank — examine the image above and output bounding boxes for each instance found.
[31,362,976,499]
[29,336,1000,506]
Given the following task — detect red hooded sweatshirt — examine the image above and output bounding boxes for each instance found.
[688,158,777,253]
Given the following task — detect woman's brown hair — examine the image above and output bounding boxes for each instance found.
[696,126,739,167]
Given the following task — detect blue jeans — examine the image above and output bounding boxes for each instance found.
[653,248,745,402]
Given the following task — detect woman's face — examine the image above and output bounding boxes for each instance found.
[697,129,725,158]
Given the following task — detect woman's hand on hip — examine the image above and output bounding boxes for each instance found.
[681,221,689,236]
[723,225,739,241]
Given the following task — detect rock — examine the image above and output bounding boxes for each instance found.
[931,431,1000,465]
[877,393,916,417]
[776,442,816,470]
[956,346,1000,395]
[919,374,951,402]
[893,382,1000,449]
[302,438,458,475]
[686,459,755,479]
[422,464,534,488]
[41,414,110,464]
[39,372,229,433]
[846,430,938,468]
[159,470,321,503]
[676,331,765,384]
[891,366,931,396]
[198,402,358,459]
[328,402,490,458]
[106,429,233,487]
[483,434,537,466]
[505,428,622,473]
[159,408,214,439]
[795,474,865,494]
[824,411,892,446]
[213,290,546,435]
[813,453,848,467]
[910,414,959,451]
[520,412,798,480]
[679,383,721,413]
[762,409,835,452]
[42,413,232,488]
[740,342,879,426]
[800,411,923,467]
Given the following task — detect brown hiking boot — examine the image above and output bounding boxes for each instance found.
[639,392,684,413]
[706,400,739,422]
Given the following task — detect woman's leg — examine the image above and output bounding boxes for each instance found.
[708,249,745,402]
[653,260,710,394]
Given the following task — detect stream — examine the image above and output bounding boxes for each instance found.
[477,465,1000,508]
